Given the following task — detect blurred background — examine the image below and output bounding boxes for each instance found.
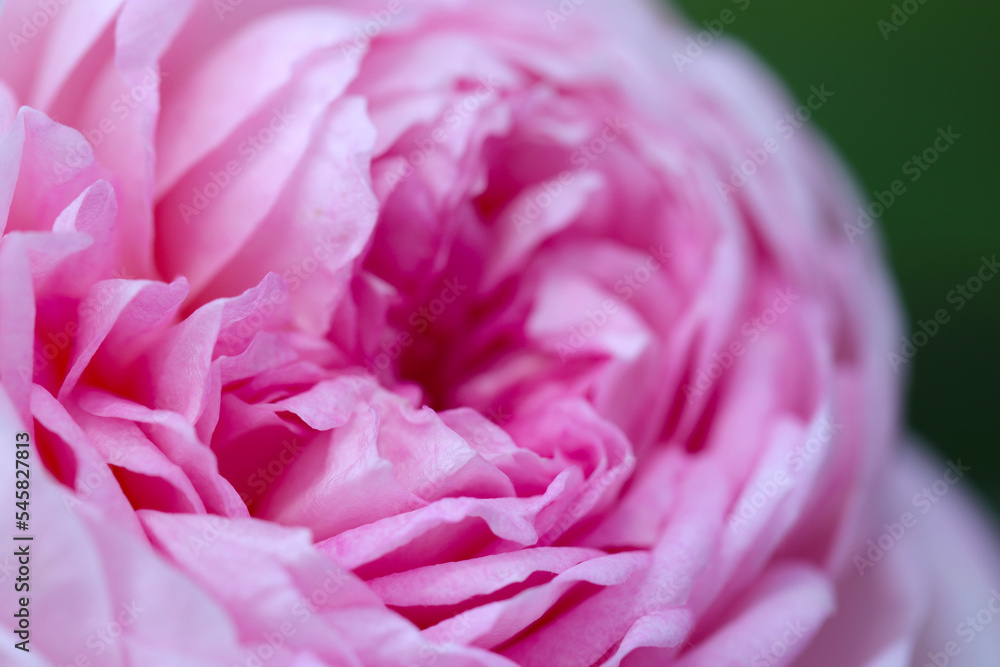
[672,0,1000,511]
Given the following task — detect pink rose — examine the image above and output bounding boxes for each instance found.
[1,0,998,665]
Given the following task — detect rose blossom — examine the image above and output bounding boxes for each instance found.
[0,0,998,665]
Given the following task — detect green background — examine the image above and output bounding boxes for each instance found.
[671,0,1000,511]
